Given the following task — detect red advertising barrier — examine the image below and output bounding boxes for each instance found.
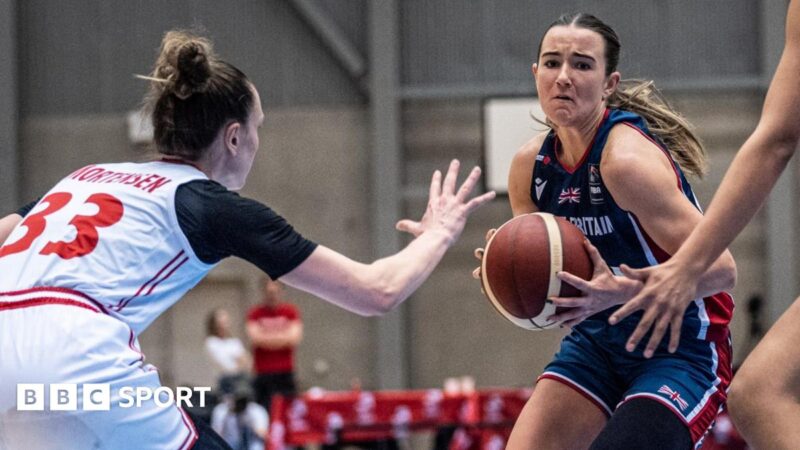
[267,388,532,450]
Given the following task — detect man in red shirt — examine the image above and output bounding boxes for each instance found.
[247,279,303,411]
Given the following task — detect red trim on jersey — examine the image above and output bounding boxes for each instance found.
[115,250,185,310]
[177,406,199,450]
[630,214,672,264]
[703,294,735,339]
[538,372,612,417]
[146,256,189,295]
[0,286,108,314]
[620,122,682,190]
[0,297,100,313]
[554,108,611,174]
[127,328,145,367]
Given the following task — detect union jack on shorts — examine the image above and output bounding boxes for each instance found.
[658,385,689,411]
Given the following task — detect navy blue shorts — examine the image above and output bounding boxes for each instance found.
[540,308,732,446]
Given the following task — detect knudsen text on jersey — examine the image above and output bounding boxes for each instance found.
[68,166,172,194]
[567,215,615,237]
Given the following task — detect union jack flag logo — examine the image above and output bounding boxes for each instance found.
[558,187,581,204]
[658,385,689,411]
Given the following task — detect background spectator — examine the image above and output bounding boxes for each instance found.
[247,279,303,411]
[211,381,269,450]
[206,308,251,395]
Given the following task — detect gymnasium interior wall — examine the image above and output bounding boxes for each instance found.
[7,0,783,390]
[18,90,767,390]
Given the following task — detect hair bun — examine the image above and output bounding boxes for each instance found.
[174,41,211,99]
[145,31,215,100]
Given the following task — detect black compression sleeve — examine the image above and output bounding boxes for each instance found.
[589,398,693,450]
[16,198,40,217]
[174,180,317,279]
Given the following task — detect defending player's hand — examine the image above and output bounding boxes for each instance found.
[607,260,699,358]
[396,159,496,243]
[471,228,496,281]
[548,240,643,328]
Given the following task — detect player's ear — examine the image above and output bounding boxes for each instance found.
[603,72,620,99]
[224,122,241,155]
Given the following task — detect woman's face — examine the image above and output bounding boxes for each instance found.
[533,25,619,128]
[215,310,231,336]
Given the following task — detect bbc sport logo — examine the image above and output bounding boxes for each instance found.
[17,384,210,411]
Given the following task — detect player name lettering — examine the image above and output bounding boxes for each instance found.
[567,215,614,237]
[69,165,172,194]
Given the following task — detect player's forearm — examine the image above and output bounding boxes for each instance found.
[252,336,293,349]
[0,213,22,244]
[282,230,456,317]
[362,229,453,314]
[673,133,794,274]
[691,250,737,299]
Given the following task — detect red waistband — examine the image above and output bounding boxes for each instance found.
[0,287,108,314]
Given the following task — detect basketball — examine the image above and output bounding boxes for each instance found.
[480,212,593,330]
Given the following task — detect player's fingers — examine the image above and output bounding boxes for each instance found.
[643,315,671,358]
[472,266,481,280]
[668,314,684,353]
[465,191,496,213]
[474,247,485,261]
[584,240,611,273]
[609,295,645,325]
[556,271,591,293]
[625,310,656,352]
[442,159,460,196]
[549,296,585,308]
[485,228,496,242]
[429,170,442,201]
[619,264,647,281]
[548,307,584,323]
[456,166,482,203]
[395,219,422,236]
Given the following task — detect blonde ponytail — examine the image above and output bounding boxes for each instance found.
[609,80,707,178]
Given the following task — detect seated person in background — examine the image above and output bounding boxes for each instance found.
[211,382,268,450]
[206,307,251,395]
[247,279,303,410]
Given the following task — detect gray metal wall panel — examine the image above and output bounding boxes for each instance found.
[19,0,361,116]
[401,0,760,86]
[317,0,367,56]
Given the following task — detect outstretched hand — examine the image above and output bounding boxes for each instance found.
[548,240,643,328]
[396,160,496,243]
[608,260,699,358]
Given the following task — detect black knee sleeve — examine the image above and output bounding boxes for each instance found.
[589,398,693,450]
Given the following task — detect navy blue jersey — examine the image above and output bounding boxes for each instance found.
[531,108,732,339]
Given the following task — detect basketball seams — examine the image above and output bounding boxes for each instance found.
[534,213,562,328]
[481,212,583,330]
[481,217,541,330]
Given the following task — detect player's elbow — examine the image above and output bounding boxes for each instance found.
[757,127,800,164]
[720,252,737,291]
[362,285,402,316]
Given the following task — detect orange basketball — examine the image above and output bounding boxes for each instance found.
[480,212,593,330]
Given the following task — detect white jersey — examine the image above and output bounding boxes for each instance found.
[0,160,216,335]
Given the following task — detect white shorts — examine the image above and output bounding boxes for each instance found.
[0,288,197,450]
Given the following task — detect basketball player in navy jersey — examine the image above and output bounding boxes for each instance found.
[475,13,737,449]
[0,31,494,450]
[613,1,800,448]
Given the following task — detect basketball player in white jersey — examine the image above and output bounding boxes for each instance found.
[0,31,495,450]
